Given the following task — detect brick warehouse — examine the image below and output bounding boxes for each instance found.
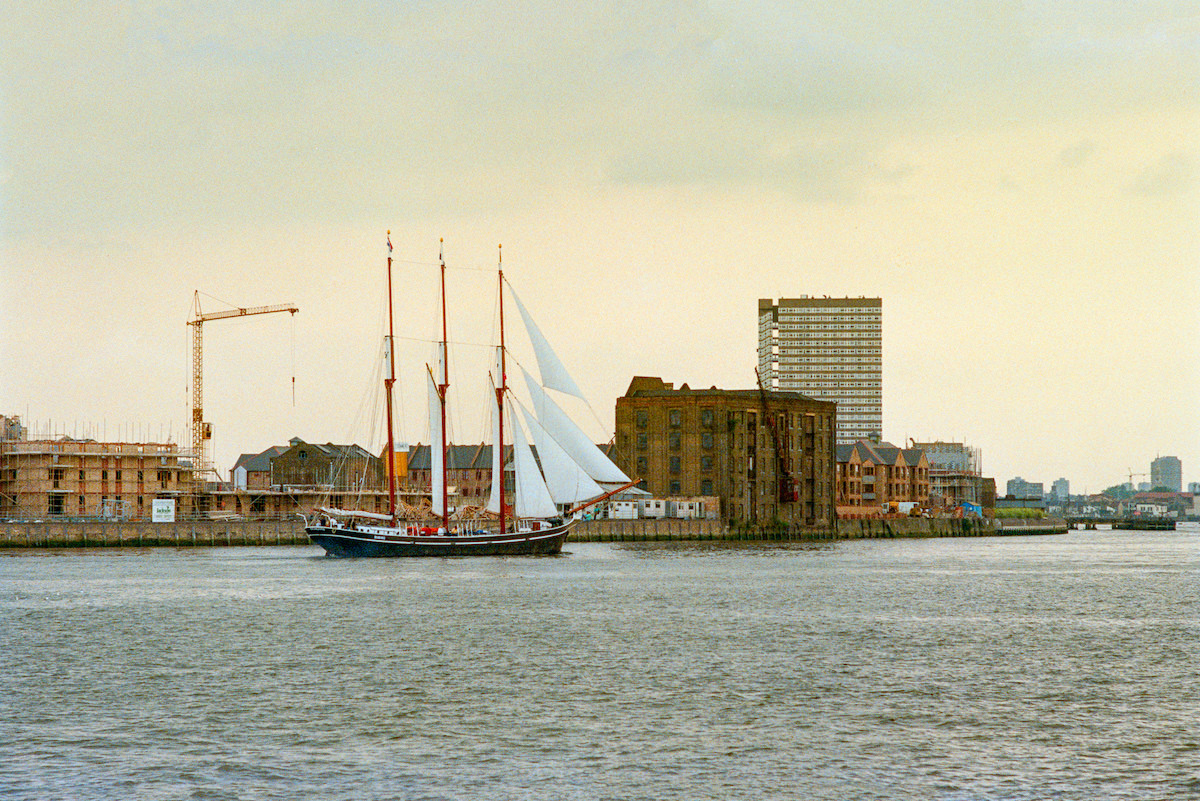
[614,377,836,528]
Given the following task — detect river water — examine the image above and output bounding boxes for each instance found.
[1,531,1196,800]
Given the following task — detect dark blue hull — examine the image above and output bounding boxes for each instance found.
[306,523,570,557]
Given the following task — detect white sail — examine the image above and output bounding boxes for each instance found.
[507,404,558,519]
[519,364,630,485]
[486,375,503,514]
[516,399,604,506]
[508,283,586,400]
[428,368,444,517]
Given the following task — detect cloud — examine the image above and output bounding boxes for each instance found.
[1058,140,1095,168]
[1,1,1196,238]
[1125,152,1196,196]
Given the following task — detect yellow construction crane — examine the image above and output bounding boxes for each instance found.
[188,291,298,477]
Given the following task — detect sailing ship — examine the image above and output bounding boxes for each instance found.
[306,238,635,557]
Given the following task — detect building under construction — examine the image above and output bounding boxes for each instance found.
[911,440,983,507]
[0,416,195,520]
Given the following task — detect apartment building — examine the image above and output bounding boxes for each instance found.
[1006,477,1043,498]
[758,296,882,444]
[213,438,390,520]
[835,439,930,516]
[1150,456,1182,493]
[614,376,837,527]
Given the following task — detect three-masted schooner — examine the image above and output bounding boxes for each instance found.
[305,238,635,557]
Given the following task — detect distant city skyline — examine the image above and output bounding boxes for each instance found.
[1,4,1196,492]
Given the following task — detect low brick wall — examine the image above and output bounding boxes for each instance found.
[577,517,1063,542]
[0,517,1066,549]
[571,518,727,542]
[0,520,309,548]
[993,518,1070,535]
[835,517,996,539]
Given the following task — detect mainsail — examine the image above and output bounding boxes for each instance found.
[429,343,447,518]
[506,404,558,519]
[428,369,444,517]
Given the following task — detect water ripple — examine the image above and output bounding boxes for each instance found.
[0,531,1197,799]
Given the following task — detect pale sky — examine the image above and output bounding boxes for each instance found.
[2,2,1197,494]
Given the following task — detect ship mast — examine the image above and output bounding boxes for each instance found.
[496,245,507,535]
[438,239,450,533]
[384,232,398,522]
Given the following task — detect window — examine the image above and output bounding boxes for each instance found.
[637,433,647,450]
[701,456,712,471]
[701,432,713,449]
[669,456,681,474]
[636,456,647,474]
[669,409,681,427]
[669,480,681,495]
[115,470,122,481]
[701,479,713,496]
[79,470,85,480]
[635,409,648,428]
[669,432,681,450]
[138,470,143,481]
[701,408,714,427]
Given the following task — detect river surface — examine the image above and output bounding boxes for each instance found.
[1,531,1197,800]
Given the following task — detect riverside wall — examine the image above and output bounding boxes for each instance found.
[572,517,1067,542]
[0,519,309,548]
[0,517,1067,549]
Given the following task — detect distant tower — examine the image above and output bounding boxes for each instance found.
[758,296,882,445]
[1006,476,1044,498]
[1150,456,1182,492]
[1052,477,1069,501]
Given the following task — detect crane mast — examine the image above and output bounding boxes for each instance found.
[755,367,797,503]
[188,291,298,478]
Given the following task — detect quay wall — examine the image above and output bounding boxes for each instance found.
[0,517,1067,549]
[572,517,1067,542]
[0,520,309,548]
